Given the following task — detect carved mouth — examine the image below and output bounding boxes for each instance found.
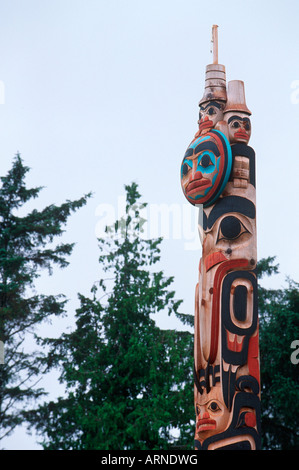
[234,130,249,140]
[199,120,213,131]
[186,178,211,195]
[196,418,216,432]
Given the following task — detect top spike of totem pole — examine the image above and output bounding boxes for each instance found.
[180,25,261,450]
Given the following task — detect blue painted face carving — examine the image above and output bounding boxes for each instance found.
[181,131,232,207]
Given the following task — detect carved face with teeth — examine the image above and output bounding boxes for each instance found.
[180,130,232,207]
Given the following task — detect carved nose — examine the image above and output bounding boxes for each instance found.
[193,170,203,179]
[202,412,210,419]
[200,115,209,123]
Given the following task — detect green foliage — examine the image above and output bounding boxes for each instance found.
[29,182,194,450]
[258,257,299,450]
[14,172,298,450]
[0,154,90,442]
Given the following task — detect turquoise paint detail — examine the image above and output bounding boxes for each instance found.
[197,151,216,174]
[181,158,193,179]
[181,130,232,206]
[212,158,221,185]
[203,130,232,208]
[189,135,209,149]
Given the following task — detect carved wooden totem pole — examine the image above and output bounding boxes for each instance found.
[180,26,261,450]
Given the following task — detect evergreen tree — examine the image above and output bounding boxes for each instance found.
[29,183,194,450]
[257,257,299,450]
[0,154,90,442]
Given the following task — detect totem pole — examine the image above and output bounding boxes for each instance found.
[180,26,261,450]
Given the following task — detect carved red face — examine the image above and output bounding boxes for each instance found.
[181,130,232,207]
[198,101,225,135]
[225,112,251,144]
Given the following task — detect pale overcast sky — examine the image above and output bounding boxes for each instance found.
[1,0,298,449]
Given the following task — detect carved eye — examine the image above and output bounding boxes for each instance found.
[196,405,200,416]
[244,121,251,131]
[207,107,216,116]
[182,162,191,176]
[232,121,240,129]
[208,401,221,412]
[217,216,249,242]
[199,153,213,168]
